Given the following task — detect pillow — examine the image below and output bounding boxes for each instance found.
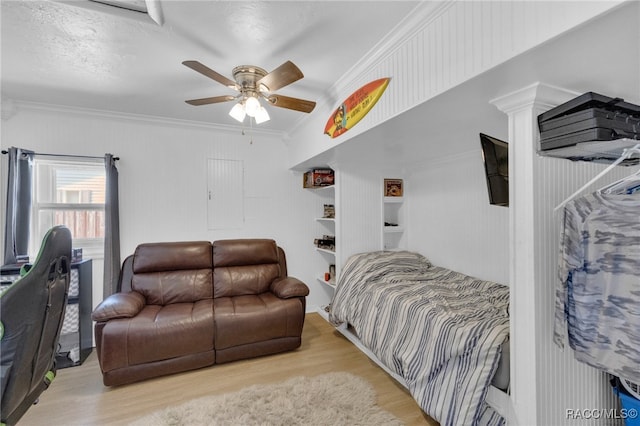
[342,250,432,284]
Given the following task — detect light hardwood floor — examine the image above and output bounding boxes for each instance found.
[20,313,438,425]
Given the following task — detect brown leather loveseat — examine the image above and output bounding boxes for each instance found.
[91,239,309,386]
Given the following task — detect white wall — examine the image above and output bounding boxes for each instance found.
[408,151,510,284]
[336,165,383,262]
[0,105,328,312]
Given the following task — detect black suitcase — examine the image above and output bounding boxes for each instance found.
[539,128,638,151]
[540,109,640,136]
[538,92,640,151]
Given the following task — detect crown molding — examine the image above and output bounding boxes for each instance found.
[6,99,286,138]
[53,0,163,26]
[490,82,581,116]
[1,98,18,121]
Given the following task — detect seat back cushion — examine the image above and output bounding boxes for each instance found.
[213,239,281,298]
[131,241,213,305]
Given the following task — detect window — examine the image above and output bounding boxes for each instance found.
[30,158,106,261]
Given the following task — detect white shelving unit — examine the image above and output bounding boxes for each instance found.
[383,194,406,250]
[309,184,337,291]
[315,247,336,255]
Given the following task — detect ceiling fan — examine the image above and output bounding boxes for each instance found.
[182,60,316,124]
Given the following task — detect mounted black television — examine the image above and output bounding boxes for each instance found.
[479,133,509,207]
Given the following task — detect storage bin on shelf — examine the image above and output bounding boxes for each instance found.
[612,377,640,426]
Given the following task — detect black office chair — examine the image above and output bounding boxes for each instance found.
[0,226,72,426]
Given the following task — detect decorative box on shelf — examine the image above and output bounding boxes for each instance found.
[384,178,403,197]
[314,235,335,252]
[303,168,335,188]
[323,204,335,218]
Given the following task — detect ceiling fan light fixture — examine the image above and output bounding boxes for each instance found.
[254,106,270,124]
[229,102,246,122]
[244,96,261,117]
[183,60,315,125]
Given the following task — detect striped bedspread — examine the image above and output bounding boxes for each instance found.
[329,251,510,426]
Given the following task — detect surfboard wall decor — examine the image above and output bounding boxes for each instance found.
[324,77,390,138]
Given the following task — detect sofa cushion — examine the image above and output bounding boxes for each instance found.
[133,269,213,305]
[213,239,279,267]
[98,299,214,372]
[213,265,279,298]
[133,241,212,273]
[131,241,213,304]
[214,293,304,350]
[213,239,281,298]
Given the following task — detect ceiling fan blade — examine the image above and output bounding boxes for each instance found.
[266,94,316,113]
[257,61,304,92]
[185,95,236,106]
[182,61,239,91]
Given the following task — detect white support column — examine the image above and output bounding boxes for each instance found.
[490,83,579,425]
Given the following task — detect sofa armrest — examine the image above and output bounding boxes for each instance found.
[91,291,146,322]
[270,277,309,299]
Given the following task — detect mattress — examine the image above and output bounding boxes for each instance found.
[492,340,510,391]
[330,250,510,426]
[347,322,510,391]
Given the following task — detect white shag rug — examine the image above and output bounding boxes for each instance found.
[129,372,403,426]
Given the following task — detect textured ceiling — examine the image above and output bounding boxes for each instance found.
[1,0,420,133]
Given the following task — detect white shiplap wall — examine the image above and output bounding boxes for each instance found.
[336,166,383,265]
[287,0,622,168]
[534,155,629,426]
[408,150,510,285]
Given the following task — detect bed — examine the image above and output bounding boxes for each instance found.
[329,250,510,426]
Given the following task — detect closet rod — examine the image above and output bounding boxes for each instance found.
[553,143,640,213]
[1,150,119,161]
